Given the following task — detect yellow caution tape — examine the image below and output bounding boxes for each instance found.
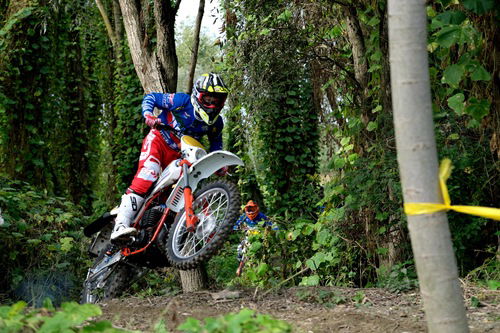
[404,159,500,221]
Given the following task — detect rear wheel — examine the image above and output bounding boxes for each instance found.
[81,253,133,304]
[166,180,240,269]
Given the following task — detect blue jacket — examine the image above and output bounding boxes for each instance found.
[142,92,223,152]
[233,212,278,230]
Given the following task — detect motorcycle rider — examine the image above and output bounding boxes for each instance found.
[233,200,277,276]
[111,73,229,241]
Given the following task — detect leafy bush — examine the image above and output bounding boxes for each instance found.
[295,289,347,308]
[206,236,241,288]
[177,308,292,333]
[238,216,358,288]
[376,261,418,293]
[129,269,181,298]
[0,176,89,304]
[0,300,126,332]
[236,226,288,288]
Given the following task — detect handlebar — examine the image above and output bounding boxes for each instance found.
[155,123,182,138]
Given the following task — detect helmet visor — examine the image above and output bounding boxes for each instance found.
[200,92,227,110]
[245,206,258,215]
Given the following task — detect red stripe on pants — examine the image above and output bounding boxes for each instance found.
[129,129,181,195]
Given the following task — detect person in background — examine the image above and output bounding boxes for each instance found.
[233,200,277,276]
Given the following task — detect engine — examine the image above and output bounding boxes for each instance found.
[135,206,164,246]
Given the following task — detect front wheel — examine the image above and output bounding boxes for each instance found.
[166,180,240,269]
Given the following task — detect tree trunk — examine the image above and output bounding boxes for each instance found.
[66,30,91,209]
[186,0,205,94]
[96,0,118,51]
[153,0,178,92]
[179,267,208,292]
[113,0,123,43]
[119,0,164,92]
[343,5,370,125]
[118,0,208,292]
[388,1,469,332]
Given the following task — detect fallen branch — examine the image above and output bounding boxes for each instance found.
[258,267,310,299]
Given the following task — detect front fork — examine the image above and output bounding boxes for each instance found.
[180,161,199,232]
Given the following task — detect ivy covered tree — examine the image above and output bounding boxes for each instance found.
[224,0,321,218]
[0,0,102,210]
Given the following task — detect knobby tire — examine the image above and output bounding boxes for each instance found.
[165,180,240,269]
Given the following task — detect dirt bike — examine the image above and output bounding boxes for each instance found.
[236,228,261,277]
[81,124,243,303]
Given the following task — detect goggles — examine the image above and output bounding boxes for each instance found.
[199,92,227,110]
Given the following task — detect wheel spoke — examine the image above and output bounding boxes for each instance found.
[200,193,227,224]
[171,187,231,259]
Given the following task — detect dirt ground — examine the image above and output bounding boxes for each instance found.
[100,286,499,332]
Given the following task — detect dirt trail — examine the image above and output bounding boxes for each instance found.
[100,287,499,332]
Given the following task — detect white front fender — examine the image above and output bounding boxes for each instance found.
[165,151,244,212]
[188,151,244,190]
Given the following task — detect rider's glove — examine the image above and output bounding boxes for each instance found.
[145,114,161,128]
[215,166,228,176]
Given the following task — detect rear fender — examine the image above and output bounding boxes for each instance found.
[84,210,117,237]
[87,223,113,257]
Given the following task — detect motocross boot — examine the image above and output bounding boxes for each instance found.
[111,192,144,241]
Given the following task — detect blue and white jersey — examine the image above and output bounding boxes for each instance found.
[233,212,277,231]
[142,92,223,152]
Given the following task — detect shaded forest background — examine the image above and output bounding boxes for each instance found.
[0,0,498,304]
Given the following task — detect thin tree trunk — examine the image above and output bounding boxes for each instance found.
[153,0,178,92]
[112,0,123,62]
[388,1,469,332]
[96,0,118,51]
[343,5,370,125]
[174,0,208,291]
[187,0,205,94]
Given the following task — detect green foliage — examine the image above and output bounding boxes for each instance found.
[295,289,347,308]
[0,1,103,208]
[0,300,127,332]
[177,308,292,333]
[428,1,493,126]
[469,296,480,308]
[112,55,145,194]
[207,236,241,288]
[129,270,180,298]
[0,176,88,303]
[236,217,356,288]
[376,261,418,293]
[223,0,321,217]
[427,0,498,275]
[461,0,495,15]
[176,23,222,92]
[319,149,405,286]
[223,0,498,290]
[465,249,500,288]
[352,291,371,307]
[235,230,282,287]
